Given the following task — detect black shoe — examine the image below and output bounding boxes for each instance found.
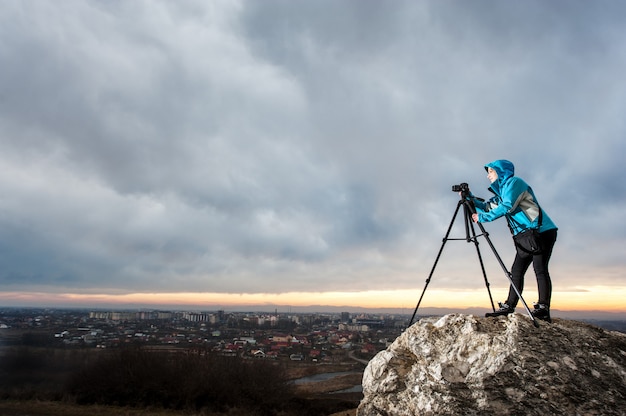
[532,303,551,323]
[486,302,514,318]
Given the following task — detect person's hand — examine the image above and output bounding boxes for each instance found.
[472,213,479,223]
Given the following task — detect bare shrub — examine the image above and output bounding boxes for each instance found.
[66,348,294,413]
[0,347,88,400]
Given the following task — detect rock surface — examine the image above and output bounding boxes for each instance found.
[358,314,626,416]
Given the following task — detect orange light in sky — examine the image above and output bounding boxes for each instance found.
[0,287,625,312]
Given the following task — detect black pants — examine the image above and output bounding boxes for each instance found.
[506,228,557,308]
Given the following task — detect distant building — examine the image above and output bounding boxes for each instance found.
[341,312,350,323]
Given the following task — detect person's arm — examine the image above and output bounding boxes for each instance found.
[469,193,494,223]
[472,195,496,222]
[477,178,526,223]
[472,195,488,212]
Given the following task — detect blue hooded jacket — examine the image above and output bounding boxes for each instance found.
[472,160,557,235]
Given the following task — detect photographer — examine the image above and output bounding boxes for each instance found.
[468,160,558,322]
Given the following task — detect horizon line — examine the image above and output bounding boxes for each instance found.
[2,303,626,320]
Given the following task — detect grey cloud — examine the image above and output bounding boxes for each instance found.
[1,0,625,296]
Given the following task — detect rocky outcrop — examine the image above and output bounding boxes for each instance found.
[358,314,626,416]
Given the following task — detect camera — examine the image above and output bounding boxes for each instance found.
[451,183,469,193]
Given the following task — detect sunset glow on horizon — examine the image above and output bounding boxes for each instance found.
[2,287,625,313]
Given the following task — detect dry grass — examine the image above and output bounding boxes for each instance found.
[0,400,359,416]
[0,400,192,416]
[328,411,357,416]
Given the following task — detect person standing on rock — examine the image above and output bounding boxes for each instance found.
[468,159,558,322]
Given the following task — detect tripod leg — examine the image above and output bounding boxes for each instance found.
[409,200,464,326]
[466,210,496,312]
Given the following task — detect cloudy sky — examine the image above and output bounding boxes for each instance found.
[1,0,625,312]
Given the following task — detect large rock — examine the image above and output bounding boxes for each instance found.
[358,314,626,415]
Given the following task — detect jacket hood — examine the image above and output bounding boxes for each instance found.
[485,159,515,193]
[485,159,515,181]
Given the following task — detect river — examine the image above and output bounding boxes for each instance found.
[291,370,363,393]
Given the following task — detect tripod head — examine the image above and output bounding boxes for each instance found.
[452,183,484,214]
[452,182,470,199]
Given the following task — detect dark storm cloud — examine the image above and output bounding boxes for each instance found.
[0,0,625,296]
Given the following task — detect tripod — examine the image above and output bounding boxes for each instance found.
[408,195,538,327]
